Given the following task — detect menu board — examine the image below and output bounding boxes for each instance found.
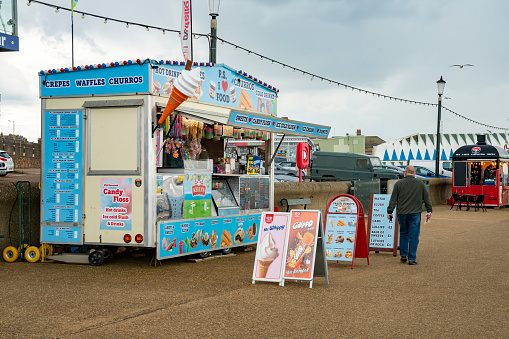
[368,194,397,251]
[324,213,357,261]
[252,213,290,283]
[42,110,83,223]
[239,177,270,210]
[282,210,321,281]
[157,214,261,260]
[324,194,369,268]
[324,196,358,262]
[41,226,82,244]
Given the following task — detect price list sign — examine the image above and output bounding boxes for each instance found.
[367,194,399,255]
[42,110,83,223]
[240,177,269,210]
[324,194,370,268]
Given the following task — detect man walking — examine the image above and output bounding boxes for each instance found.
[387,165,432,265]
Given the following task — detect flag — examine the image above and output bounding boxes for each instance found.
[71,0,79,17]
[180,0,192,61]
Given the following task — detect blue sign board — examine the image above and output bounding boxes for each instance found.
[42,110,83,223]
[40,63,150,97]
[42,226,83,244]
[152,64,277,115]
[157,214,261,260]
[368,194,397,250]
[228,111,331,138]
[0,32,19,52]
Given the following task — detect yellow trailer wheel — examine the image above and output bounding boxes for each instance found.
[25,246,41,263]
[40,244,53,257]
[18,243,28,253]
[3,246,19,262]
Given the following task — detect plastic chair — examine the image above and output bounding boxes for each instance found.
[451,193,468,210]
[474,194,487,212]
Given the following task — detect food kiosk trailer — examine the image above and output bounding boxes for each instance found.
[38,59,331,265]
[451,135,509,208]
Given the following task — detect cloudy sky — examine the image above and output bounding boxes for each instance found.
[1,0,508,142]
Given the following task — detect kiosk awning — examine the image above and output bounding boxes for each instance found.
[227,110,330,139]
[156,101,230,125]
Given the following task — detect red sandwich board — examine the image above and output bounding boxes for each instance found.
[324,194,369,269]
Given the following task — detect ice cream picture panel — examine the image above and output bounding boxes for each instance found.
[153,64,277,115]
[252,213,290,283]
[283,210,321,281]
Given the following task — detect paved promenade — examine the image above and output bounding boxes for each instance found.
[1,205,507,338]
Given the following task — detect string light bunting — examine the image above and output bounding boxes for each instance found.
[27,0,508,131]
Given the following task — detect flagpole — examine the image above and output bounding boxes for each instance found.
[71,0,74,68]
[72,15,74,67]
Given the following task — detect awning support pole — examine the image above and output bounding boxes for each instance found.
[268,134,285,167]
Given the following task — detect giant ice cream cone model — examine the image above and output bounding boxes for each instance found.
[158,63,201,124]
[257,233,279,278]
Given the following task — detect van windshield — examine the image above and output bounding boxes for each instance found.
[369,157,383,168]
[443,161,452,171]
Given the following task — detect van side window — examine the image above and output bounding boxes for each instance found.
[356,159,369,169]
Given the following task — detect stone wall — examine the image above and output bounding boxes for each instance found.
[11,156,41,169]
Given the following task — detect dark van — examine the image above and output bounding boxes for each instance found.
[309,152,401,192]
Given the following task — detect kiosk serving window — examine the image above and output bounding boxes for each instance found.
[86,105,142,174]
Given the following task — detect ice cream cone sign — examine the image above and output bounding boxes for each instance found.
[158,60,201,125]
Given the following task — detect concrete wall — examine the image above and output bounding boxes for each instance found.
[0,178,451,251]
[0,182,41,251]
[274,181,351,214]
[11,156,41,169]
[387,178,452,207]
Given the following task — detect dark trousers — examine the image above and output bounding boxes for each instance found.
[397,213,421,261]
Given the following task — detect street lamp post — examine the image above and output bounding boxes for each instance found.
[208,0,220,63]
[435,76,446,178]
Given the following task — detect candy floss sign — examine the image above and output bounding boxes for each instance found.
[252,213,290,283]
[100,178,132,231]
[283,210,321,281]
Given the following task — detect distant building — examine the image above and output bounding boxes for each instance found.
[312,129,366,154]
[365,135,385,155]
[373,132,509,165]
